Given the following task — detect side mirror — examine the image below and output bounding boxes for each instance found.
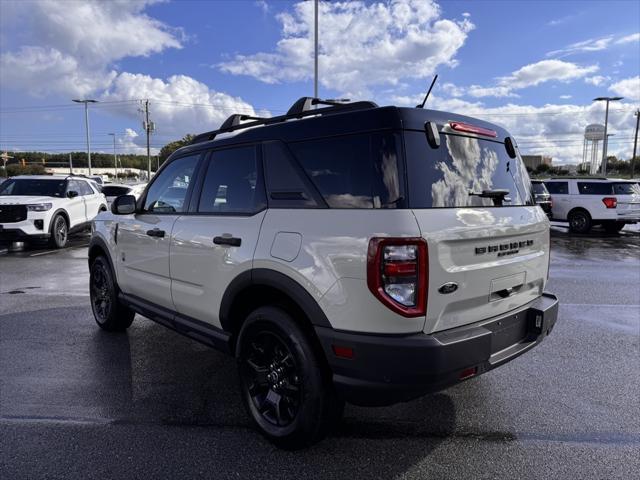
[67,190,78,198]
[111,194,136,215]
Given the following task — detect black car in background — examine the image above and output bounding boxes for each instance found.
[531,180,552,219]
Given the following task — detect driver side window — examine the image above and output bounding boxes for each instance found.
[143,155,199,213]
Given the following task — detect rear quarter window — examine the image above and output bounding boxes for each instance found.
[288,132,404,209]
[544,182,568,195]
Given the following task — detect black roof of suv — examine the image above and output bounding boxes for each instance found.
[176,97,512,158]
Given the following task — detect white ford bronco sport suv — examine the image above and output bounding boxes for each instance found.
[0,175,107,248]
[89,97,559,448]
[543,177,640,233]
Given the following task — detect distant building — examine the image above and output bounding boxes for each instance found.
[522,155,552,170]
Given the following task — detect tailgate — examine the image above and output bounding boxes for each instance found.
[413,207,550,333]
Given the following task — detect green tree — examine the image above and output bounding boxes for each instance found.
[534,163,551,174]
[6,164,46,176]
[159,134,195,164]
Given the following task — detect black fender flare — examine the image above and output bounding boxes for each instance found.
[219,268,332,332]
[88,235,116,276]
[49,208,69,232]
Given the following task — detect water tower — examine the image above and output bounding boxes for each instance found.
[583,124,605,174]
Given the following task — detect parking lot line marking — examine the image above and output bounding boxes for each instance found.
[29,249,66,257]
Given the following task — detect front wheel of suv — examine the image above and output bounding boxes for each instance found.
[49,214,68,248]
[236,306,342,449]
[568,210,592,234]
[90,256,135,331]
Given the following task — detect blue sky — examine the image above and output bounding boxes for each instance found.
[0,0,638,164]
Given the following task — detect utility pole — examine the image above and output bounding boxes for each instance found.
[144,100,151,180]
[1,152,14,175]
[314,0,318,98]
[69,153,73,174]
[593,96,623,176]
[72,99,98,175]
[108,133,117,181]
[632,109,639,179]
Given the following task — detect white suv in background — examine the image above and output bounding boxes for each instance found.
[0,175,107,248]
[543,177,640,233]
[89,97,558,449]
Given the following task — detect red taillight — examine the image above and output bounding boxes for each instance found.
[332,345,354,359]
[459,366,477,380]
[449,121,497,138]
[367,237,428,317]
[602,197,617,209]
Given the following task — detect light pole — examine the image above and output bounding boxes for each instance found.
[632,110,639,179]
[314,0,318,98]
[72,99,98,175]
[108,133,118,181]
[593,96,623,176]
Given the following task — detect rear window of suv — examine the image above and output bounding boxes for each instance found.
[577,182,613,195]
[404,131,533,208]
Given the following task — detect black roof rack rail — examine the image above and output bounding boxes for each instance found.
[190,97,379,145]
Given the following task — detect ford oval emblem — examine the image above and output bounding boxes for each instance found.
[438,282,458,294]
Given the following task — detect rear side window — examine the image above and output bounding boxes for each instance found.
[405,131,533,208]
[77,181,94,196]
[531,182,548,195]
[544,182,568,195]
[577,182,612,195]
[613,182,640,195]
[102,186,132,196]
[288,132,404,209]
[197,146,266,214]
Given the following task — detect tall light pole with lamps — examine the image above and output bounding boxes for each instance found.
[593,96,623,176]
[72,99,98,175]
[108,133,118,181]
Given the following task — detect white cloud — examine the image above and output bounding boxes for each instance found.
[615,33,640,45]
[219,0,474,97]
[439,59,598,100]
[498,60,598,89]
[0,0,183,97]
[546,36,613,57]
[609,76,640,101]
[559,95,572,99]
[3,0,182,66]
[584,75,610,86]
[101,73,264,142]
[0,46,117,97]
[547,32,639,57]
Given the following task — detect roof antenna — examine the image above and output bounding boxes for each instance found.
[416,74,438,109]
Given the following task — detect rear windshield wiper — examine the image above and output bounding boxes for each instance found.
[469,189,510,206]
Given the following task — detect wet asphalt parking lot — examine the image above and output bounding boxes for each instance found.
[1,225,639,479]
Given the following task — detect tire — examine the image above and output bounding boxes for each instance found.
[603,221,625,233]
[236,306,342,449]
[89,256,135,332]
[568,210,592,234]
[49,214,68,248]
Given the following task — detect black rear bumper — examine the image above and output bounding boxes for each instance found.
[315,292,559,406]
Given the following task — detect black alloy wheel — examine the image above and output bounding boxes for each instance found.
[89,256,135,331]
[568,210,592,234]
[241,330,302,428]
[237,306,342,449]
[91,260,112,323]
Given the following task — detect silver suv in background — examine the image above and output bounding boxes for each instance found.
[543,177,640,233]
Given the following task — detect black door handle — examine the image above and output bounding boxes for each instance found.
[146,229,165,238]
[213,236,241,247]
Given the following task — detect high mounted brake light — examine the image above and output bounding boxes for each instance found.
[367,238,428,317]
[449,121,498,138]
